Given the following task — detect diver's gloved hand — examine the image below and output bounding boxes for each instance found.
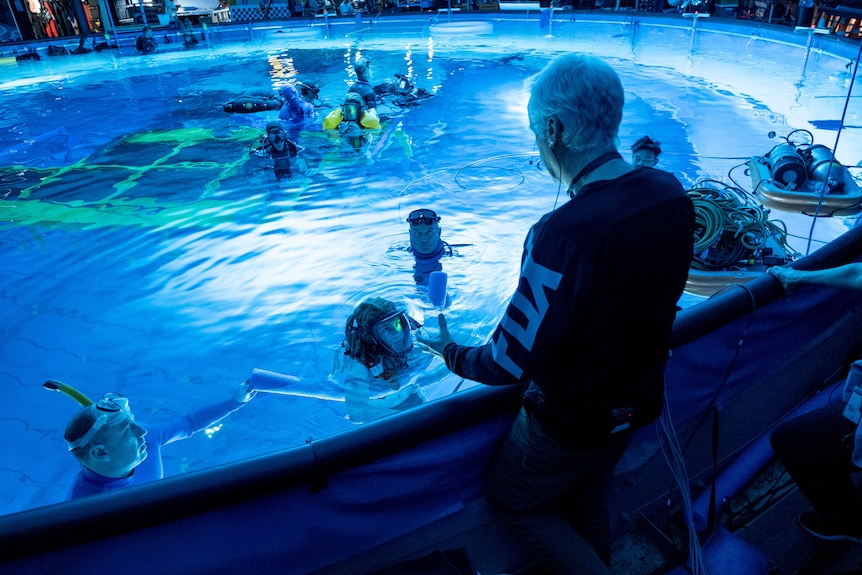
[234,379,258,404]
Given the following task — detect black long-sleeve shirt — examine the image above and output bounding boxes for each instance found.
[444,168,694,444]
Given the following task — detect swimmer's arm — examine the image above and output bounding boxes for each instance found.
[160,396,248,445]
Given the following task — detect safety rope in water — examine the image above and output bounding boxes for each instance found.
[689,181,798,271]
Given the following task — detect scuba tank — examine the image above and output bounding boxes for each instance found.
[765,143,807,190]
[804,144,846,186]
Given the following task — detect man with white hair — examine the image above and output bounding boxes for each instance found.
[420,53,694,573]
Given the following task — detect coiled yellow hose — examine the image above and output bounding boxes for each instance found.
[689,181,797,271]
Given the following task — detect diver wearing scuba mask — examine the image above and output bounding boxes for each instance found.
[369,309,414,357]
[333,297,429,423]
[249,121,300,181]
[406,208,453,286]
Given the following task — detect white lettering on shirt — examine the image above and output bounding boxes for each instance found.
[491,230,563,379]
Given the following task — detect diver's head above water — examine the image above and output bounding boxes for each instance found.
[407,208,442,257]
[344,297,415,362]
[631,135,661,168]
[354,58,371,83]
[64,392,149,479]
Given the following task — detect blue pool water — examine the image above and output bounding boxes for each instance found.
[1,14,859,516]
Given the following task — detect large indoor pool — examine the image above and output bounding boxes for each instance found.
[1,13,859,517]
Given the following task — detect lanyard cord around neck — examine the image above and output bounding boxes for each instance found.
[567,151,622,199]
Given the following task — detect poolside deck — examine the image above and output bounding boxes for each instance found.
[1,5,859,62]
[309,458,862,575]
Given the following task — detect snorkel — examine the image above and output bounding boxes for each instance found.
[44,380,135,452]
[43,379,93,407]
[44,379,104,451]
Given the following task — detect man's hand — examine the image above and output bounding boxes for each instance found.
[767,266,800,292]
[416,313,456,355]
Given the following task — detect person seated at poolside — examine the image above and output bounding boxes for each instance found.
[768,262,862,544]
[348,58,377,111]
[135,26,157,55]
[251,121,299,180]
[180,18,199,49]
[407,208,452,285]
[768,263,862,292]
[339,0,354,14]
[332,297,429,423]
[55,379,256,500]
[278,83,319,131]
[631,135,662,168]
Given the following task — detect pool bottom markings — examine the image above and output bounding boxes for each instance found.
[0,125,313,229]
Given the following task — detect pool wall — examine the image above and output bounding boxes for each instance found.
[1,12,861,62]
[2,225,862,574]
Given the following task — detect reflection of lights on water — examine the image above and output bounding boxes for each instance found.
[427,38,434,68]
[0,74,67,91]
[403,44,414,82]
[205,423,223,438]
[267,50,300,87]
[426,39,436,89]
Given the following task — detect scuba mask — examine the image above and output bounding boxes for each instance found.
[370,310,414,356]
[406,208,440,226]
[342,93,365,125]
[267,128,288,152]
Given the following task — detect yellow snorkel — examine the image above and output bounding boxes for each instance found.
[42,379,94,407]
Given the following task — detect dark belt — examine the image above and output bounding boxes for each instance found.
[523,387,634,451]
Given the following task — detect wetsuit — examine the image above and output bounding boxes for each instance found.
[374,78,432,108]
[348,80,377,110]
[442,168,694,571]
[67,398,244,499]
[409,240,452,285]
[266,133,298,180]
[333,348,430,423]
[278,87,318,131]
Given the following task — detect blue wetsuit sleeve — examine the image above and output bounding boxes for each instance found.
[158,398,244,446]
